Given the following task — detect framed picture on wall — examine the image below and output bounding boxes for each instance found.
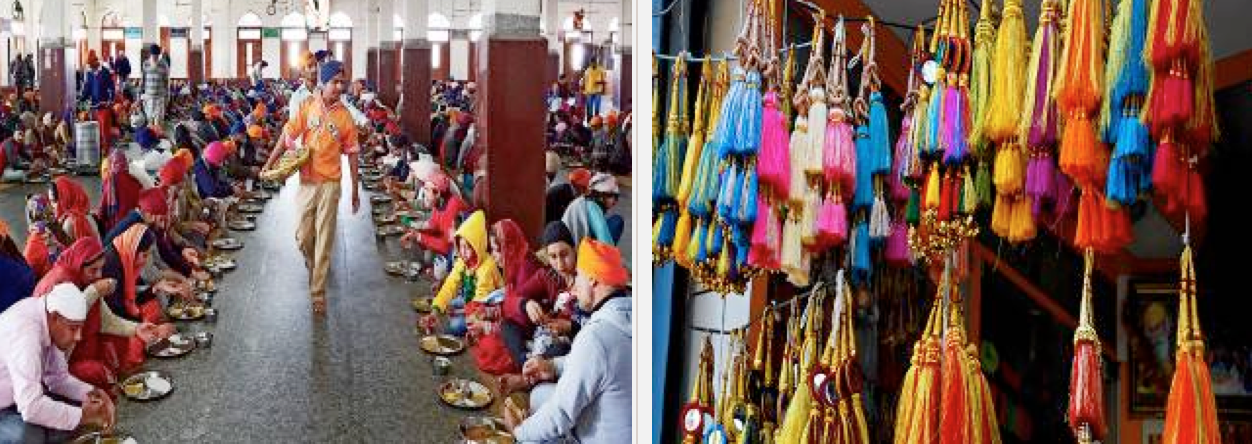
[1127,280,1252,416]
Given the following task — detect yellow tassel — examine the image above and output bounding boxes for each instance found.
[985,0,1029,141]
[991,194,1012,238]
[1009,196,1037,243]
[925,165,941,209]
[673,212,695,268]
[677,59,712,206]
[778,343,816,442]
[992,143,1025,195]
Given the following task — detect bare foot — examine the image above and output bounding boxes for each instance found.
[312,297,327,314]
[498,374,531,395]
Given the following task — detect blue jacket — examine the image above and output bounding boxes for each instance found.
[79,67,114,107]
[0,255,35,314]
[193,158,233,199]
[103,211,192,276]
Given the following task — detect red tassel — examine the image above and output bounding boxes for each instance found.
[1162,352,1197,443]
[1074,192,1095,249]
[1185,169,1207,223]
[1153,139,1182,199]
[1068,340,1106,439]
[938,334,970,444]
[939,172,954,222]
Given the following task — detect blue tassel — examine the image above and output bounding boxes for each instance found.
[713,68,747,160]
[733,226,751,274]
[734,70,764,157]
[657,209,678,247]
[924,82,945,158]
[652,140,671,202]
[717,163,740,221]
[1107,115,1151,205]
[738,165,759,224]
[694,219,710,263]
[869,91,892,175]
[727,165,746,224]
[850,221,871,284]
[708,220,725,257]
[688,140,723,218]
[853,125,876,210]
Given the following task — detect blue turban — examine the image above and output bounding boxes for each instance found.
[230,120,247,137]
[319,61,344,85]
[136,127,158,150]
[149,44,161,56]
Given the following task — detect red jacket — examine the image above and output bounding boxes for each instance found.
[502,255,567,335]
[417,195,465,255]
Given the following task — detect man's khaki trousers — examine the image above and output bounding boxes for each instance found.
[295,180,341,300]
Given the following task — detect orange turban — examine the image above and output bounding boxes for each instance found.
[568,168,592,193]
[300,50,316,69]
[247,125,264,139]
[253,102,267,120]
[204,104,222,119]
[589,116,603,128]
[173,148,194,169]
[576,238,628,287]
[222,140,238,154]
[0,219,9,238]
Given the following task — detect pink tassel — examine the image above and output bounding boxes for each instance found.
[748,196,783,270]
[759,92,792,195]
[884,217,911,267]
[815,192,848,249]
[826,108,858,199]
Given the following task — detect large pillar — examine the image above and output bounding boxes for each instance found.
[377,0,399,108]
[478,0,546,241]
[189,0,204,86]
[39,0,73,115]
[615,0,633,111]
[402,0,431,146]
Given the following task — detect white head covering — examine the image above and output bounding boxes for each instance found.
[45,283,88,321]
[545,151,561,175]
[590,173,619,195]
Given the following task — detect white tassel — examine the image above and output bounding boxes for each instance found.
[870,194,892,239]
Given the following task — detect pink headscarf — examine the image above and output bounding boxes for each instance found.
[204,141,228,166]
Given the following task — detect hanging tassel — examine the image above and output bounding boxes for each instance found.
[991,194,1012,239]
[892,115,915,202]
[906,187,922,225]
[938,172,954,222]
[993,143,1025,195]
[985,0,1028,143]
[748,196,776,270]
[815,191,848,248]
[962,168,979,214]
[924,75,946,158]
[692,218,710,264]
[758,91,792,195]
[854,125,876,210]
[851,221,871,283]
[734,71,765,157]
[1069,249,1107,442]
[827,108,858,197]
[870,190,892,241]
[869,91,892,175]
[806,88,829,177]
[975,161,992,208]
[739,161,760,225]
[1009,196,1037,242]
[968,0,996,157]
[788,114,812,205]
[718,163,741,222]
[938,319,971,444]
[924,165,941,210]
[885,216,912,267]
[673,212,695,269]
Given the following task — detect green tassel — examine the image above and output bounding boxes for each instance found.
[906,187,921,225]
[975,161,993,208]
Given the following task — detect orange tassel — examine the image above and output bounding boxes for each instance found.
[938,331,970,444]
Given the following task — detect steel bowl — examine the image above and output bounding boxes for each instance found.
[194,331,213,347]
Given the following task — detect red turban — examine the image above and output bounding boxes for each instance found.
[137,188,168,216]
[158,159,188,188]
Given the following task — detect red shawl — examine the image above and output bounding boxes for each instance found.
[33,236,103,297]
[53,177,97,241]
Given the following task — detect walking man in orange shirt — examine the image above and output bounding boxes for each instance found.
[263,60,360,314]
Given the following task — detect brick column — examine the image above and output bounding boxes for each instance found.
[478,10,546,241]
[402,39,431,146]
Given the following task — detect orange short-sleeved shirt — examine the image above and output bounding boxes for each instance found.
[283,96,360,183]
